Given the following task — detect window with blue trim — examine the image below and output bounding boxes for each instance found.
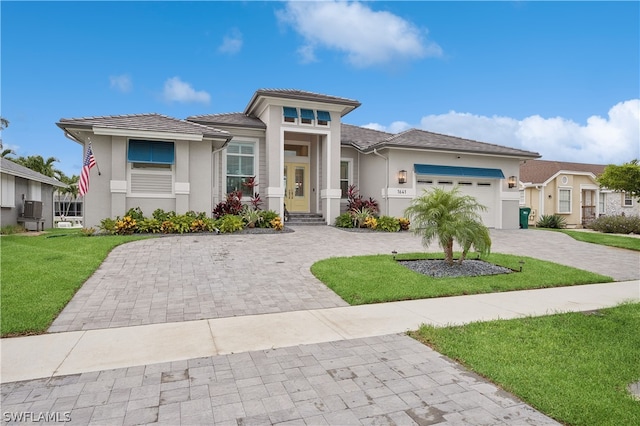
[128,140,175,165]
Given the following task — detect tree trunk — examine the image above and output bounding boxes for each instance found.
[444,239,454,265]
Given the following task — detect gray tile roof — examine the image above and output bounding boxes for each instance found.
[57,113,231,140]
[0,157,67,187]
[244,89,361,115]
[340,123,393,150]
[363,128,540,159]
[187,113,266,129]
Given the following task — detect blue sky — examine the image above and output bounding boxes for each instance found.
[2,1,639,177]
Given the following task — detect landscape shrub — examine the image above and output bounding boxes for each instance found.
[346,185,379,215]
[352,207,374,228]
[335,213,354,228]
[115,216,137,235]
[377,216,400,232]
[213,191,244,218]
[258,210,278,228]
[99,218,117,235]
[398,217,410,231]
[126,207,145,222]
[137,218,162,234]
[537,214,567,229]
[270,217,284,231]
[588,214,640,234]
[218,214,244,233]
[152,208,172,222]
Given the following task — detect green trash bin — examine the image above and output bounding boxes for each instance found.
[520,207,531,229]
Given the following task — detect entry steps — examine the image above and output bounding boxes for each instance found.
[286,212,326,226]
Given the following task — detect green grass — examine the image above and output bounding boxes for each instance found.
[555,229,640,251]
[411,303,640,426]
[0,229,150,336]
[311,252,613,305]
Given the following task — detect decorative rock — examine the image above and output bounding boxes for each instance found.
[398,259,512,278]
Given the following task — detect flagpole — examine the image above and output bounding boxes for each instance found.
[87,137,102,175]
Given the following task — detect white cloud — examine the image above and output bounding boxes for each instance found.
[218,28,243,54]
[277,0,441,67]
[109,74,132,93]
[365,99,640,165]
[162,77,210,104]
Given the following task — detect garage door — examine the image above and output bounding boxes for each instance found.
[416,178,498,228]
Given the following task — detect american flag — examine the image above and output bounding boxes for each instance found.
[78,143,96,196]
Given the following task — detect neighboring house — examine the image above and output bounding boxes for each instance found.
[519,159,639,227]
[57,89,540,230]
[0,157,67,230]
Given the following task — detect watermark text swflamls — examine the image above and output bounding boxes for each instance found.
[3,411,71,423]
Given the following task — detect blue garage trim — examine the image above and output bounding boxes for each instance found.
[414,164,505,179]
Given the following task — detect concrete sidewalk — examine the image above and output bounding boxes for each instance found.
[3,280,637,384]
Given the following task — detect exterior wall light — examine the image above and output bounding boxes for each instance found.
[398,170,407,184]
[508,175,517,188]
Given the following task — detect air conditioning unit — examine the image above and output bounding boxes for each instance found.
[23,200,43,219]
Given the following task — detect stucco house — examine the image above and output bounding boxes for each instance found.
[0,157,67,230]
[519,159,639,227]
[57,89,540,229]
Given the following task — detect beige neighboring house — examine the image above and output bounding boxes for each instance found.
[57,89,540,230]
[519,159,639,227]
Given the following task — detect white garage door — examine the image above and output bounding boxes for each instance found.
[416,177,498,228]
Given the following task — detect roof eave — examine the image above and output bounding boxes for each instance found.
[361,143,541,159]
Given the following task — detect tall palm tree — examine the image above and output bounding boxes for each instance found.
[13,155,60,178]
[404,186,491,265]
[56,173,80,216]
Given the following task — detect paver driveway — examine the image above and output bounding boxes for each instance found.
[49,227,639,333]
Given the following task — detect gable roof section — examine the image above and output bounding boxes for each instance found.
[0,157,66,188]
[347,127,540,159]
[57,113,231,141]
[520,159,606,184]
[340,123,393,150]
[244,89,361,117]
[187,112,266,129]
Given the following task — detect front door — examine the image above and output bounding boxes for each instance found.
[284,162,309,212]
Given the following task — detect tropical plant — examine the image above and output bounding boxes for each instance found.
[537,214,567,229]
[346,184,379,215]
[81,227,95,237]
[404,186,491,265]
[125,207,145,222]
[152,208,172,222]
[352,207,373,228]
[398,217,410,231]
[114,216,137,235]
[137,218,162,234]
[218,214,244,233]
[258,210,278,228]
[11,155,61,178]
[334,212,354,228]
[99,218,117,235]
[245,208,263,228]
[56,174,80,216]
[270,217,284,231]
[377,216,400,232]
[213,191,244,218]
[363,216,378,229]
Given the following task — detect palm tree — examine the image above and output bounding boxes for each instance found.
[56,173,80,216]
[404,186,491,265]
[13,155,60,178]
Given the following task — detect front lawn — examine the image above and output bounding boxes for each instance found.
[0,230,150,336]
[411,303,640,426]
[310,252,613,305]
[556,229,640,251]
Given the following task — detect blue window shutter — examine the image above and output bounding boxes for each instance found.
[151,142,175,164]
[283,107,298,118]
[128,140,151,162]
[317,110,331,121]
[300,109,315,120]
[128,140,174,164]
